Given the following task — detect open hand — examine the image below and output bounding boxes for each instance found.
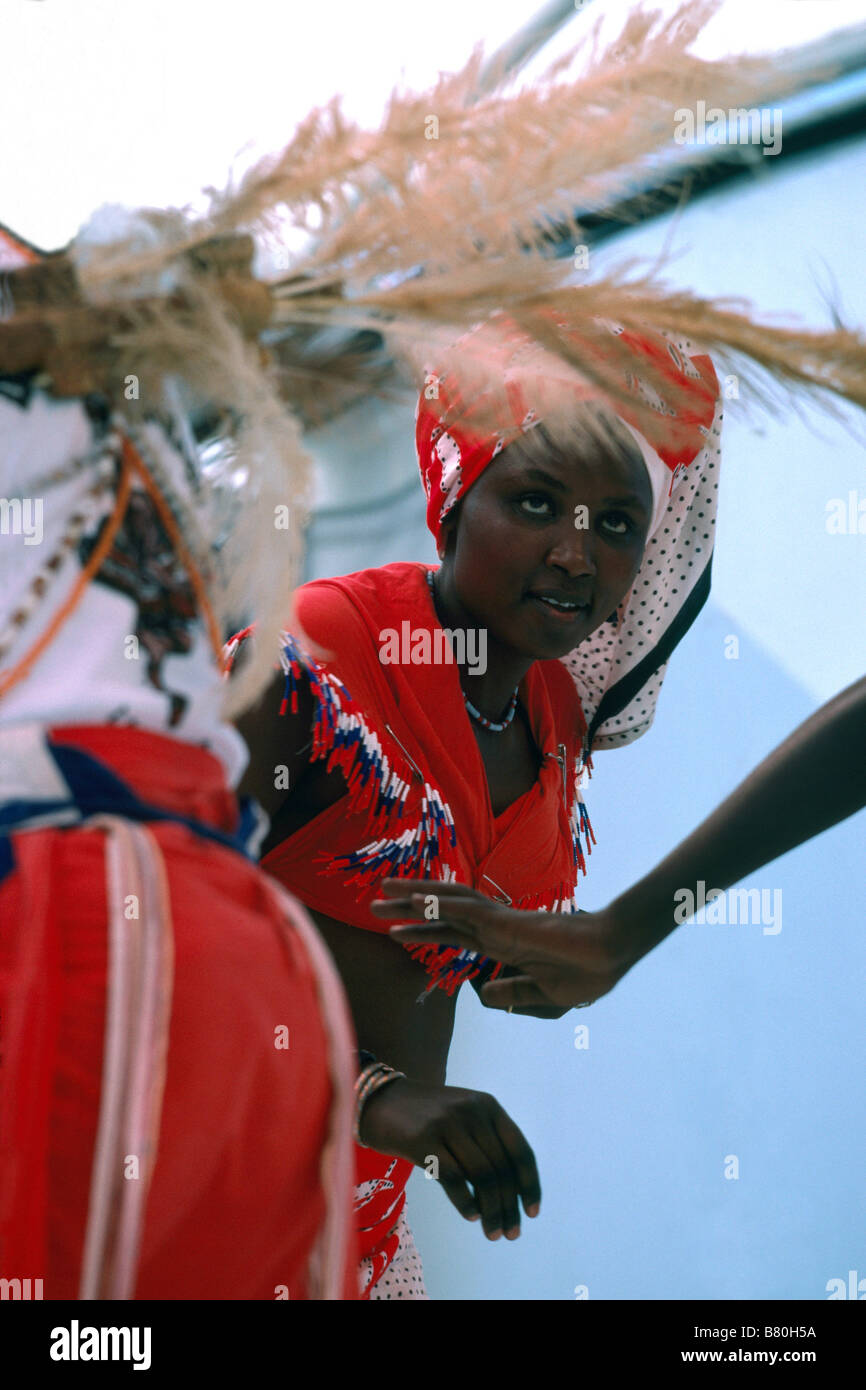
[370,878,638,1011]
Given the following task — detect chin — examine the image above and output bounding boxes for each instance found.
[520,613,596,659]
[522,633,578,662]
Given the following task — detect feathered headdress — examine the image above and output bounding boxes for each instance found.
[2,0,865,713]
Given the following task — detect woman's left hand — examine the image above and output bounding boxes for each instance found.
[370,878,638,1012]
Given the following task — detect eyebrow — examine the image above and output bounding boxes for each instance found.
[520,466,568,492]
[518,467,651,515]
[600,492,652,514]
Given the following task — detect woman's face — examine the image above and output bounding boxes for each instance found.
[441,430,653,661]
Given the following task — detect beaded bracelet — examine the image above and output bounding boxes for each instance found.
[354,1061,407,1146]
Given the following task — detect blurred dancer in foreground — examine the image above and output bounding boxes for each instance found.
[0,224,358,1299]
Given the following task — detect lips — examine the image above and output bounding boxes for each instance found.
[527,591,592,622]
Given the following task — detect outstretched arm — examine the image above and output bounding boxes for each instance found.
[372,675,866,1010]
[604,672,866,964]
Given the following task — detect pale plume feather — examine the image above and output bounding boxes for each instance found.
[3,1,865,713]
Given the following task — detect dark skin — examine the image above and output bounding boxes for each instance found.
[236,427,652,1241]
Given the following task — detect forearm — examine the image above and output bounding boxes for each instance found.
[610,675,866,960]
[307,906,455,1083]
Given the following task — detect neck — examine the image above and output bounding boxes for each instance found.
[429,564,532,717]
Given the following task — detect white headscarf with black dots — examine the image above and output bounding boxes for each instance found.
[562,335,723,750]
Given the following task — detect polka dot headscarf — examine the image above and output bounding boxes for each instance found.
[415,313,722,750]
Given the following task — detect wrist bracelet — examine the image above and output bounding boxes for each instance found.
[354,1061,406,1146]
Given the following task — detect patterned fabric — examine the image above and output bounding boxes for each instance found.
[364,1207,429,1300]
[414,313,722,749]
[355,1161,412,1299]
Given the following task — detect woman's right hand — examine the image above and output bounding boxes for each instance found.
[358,1076,541,1241]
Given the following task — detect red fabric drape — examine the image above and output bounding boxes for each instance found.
[0,727,359,1299]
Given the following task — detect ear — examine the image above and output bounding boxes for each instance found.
[439,509,459,559]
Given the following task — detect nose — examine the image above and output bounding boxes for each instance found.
[546,522,597,578]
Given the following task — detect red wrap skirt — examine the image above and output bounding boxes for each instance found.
[0,726,359,1299]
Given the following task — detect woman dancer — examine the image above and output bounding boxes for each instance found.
[234,309,722,1297]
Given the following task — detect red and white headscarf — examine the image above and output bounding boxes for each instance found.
[415,313,723,750]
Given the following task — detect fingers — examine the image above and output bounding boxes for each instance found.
[490,1107,542,1221]
[491,982,569,1016]
[442,1134,511,1240]
[378,877,485,899]
[373,887,491,952]
[463,1126,523,1240]
[414,1086,541,1242]
[481,975,557,1010]
[371,891,489,923]
[440,1104,538,1240]
[435,1148,482,1226]
[482,975,595,1011]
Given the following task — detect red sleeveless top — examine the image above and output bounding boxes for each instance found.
[262,561,593,993]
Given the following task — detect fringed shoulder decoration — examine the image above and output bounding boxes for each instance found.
[277,631,472,956]
[276,628,415,830]
[226,626,465,958]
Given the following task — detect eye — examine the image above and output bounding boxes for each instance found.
[516,493,554,518]
[599,511,635,537]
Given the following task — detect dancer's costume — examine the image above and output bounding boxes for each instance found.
[241,316,723,1296]
[0,227,358,1299]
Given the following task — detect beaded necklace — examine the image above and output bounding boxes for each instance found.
[424,567,519,734]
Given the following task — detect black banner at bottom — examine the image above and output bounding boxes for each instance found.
[0,1296,862,1375]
